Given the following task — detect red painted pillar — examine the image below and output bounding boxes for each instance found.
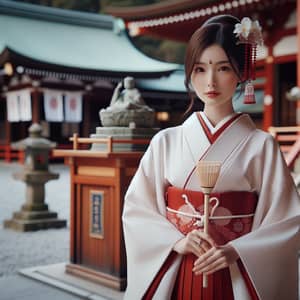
[263,47,274,131]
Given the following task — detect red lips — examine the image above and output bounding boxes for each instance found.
[205,91,220,98]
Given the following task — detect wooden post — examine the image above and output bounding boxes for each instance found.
[263,47,274,131]
[82,92,91,137]
[31,88,40,124]
[108,136,113,153]
[4,120,11,162]
[73,133,78,150]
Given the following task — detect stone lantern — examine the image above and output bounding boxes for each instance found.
[4,123,66,231]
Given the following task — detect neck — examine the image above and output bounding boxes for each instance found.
[203,102,234,126]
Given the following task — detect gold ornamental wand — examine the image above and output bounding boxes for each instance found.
[196,161,221,288]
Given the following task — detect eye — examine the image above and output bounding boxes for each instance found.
[193,66,205,73]
[218,65,232,72]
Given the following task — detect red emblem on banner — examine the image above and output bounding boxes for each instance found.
[70,98,77,111]
[50,97,58,109]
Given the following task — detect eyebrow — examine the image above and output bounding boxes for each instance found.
[194,60,230,65]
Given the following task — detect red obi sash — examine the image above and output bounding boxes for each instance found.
[143,187,259,300]
[166,186,258,244]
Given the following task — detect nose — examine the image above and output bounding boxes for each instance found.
[207,70,216,88]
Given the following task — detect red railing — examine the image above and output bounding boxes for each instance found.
[0,143,89,164]
[0,144,24,163]
[268,126,300,168]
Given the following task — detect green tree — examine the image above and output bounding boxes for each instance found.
[52,0,101,12]
[132,36,185,64]
[100,0,161,10]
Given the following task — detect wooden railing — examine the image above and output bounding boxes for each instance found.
[69,133,150,153]
[0,144,24,163]
[268,126,300,168]
[1,134,151,163]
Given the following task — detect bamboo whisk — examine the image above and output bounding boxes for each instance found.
[196,161,221,288]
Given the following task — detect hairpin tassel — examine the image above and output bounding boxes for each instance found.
[244,81,256,104]
[234,18,263,105]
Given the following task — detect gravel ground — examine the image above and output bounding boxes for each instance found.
[0,162,70,278]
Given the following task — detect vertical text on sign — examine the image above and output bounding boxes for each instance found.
[90,190,104,239]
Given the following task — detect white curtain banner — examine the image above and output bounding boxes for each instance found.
[44,89,64,122]
[6,91,20,122]
[64,92,82,123]
[19,88,32,121]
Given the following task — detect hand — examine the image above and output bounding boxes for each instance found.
[173,229,216,257]
[192,243,239,275]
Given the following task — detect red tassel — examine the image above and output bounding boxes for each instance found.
[244,81,256,104]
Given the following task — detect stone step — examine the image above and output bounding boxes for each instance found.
[13,210,58,220]
[21,203,49,212]
[4,218,67,232]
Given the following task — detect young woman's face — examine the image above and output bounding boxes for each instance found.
[190,44,239,109]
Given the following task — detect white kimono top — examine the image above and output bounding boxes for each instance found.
[123,112,300,300]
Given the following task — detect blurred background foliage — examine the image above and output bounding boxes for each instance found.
[13,0,186,64]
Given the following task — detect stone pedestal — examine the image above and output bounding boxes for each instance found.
[90,127,159,152]
[4,170,66,231]
[100,108,155,128]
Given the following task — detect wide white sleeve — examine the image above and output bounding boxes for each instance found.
[123,138,184,299]
[231,134,300,300]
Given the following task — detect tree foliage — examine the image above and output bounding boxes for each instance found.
[100,0,161,9]
[132,36,185,64]
[14,0,160,12]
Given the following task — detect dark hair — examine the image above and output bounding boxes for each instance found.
[184,15,247,115]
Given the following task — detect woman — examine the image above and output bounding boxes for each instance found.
[123,15,300,299]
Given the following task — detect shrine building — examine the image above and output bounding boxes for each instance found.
[106,0,299,131]
[0,0,187,161]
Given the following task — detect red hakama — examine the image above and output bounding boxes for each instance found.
[144,187,259,300]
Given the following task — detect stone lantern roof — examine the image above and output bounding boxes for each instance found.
[11,123,56,150]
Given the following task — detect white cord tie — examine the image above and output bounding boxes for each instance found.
[166,194,254,227]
